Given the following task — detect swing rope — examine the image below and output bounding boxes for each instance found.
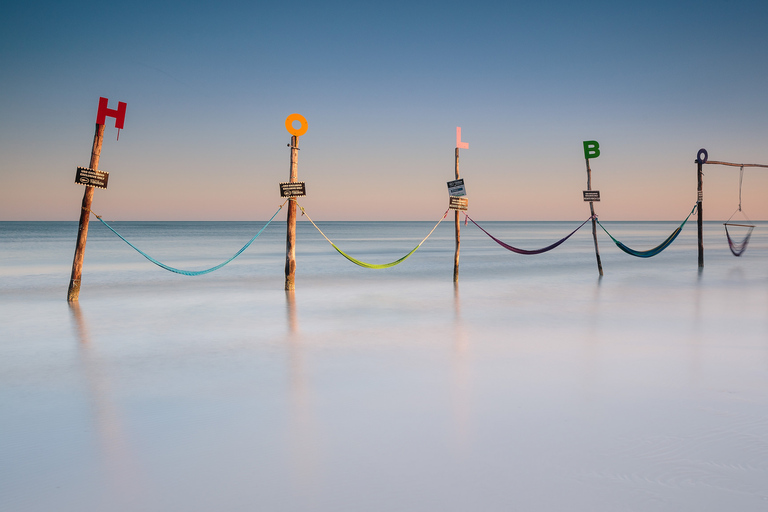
[464,214,595,255]
[596,203,698,258]
[296,201,450,269]
[88,201,287,275]
[723,165,755,257]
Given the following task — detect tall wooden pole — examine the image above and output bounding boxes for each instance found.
[453,148,460,282]
[67,123,105,302]
[585,158,604,276]
[285,135,299,290]
[697,158,704,268]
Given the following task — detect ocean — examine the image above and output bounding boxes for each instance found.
[1,219,767,511]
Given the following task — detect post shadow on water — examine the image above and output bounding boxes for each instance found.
[67,302,148,508]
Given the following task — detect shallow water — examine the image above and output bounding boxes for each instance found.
[1,219,767,511]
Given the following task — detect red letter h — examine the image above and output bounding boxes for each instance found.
[96,97,127,129]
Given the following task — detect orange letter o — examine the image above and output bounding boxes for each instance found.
[285,113,308,137]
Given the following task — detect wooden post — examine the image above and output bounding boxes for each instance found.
[285,135,299,290]
[585,158,604,276]
[697,158,704,268]
[453,148,460,282]
[67,123,105,302]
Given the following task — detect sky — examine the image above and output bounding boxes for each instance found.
[1,0,767,221]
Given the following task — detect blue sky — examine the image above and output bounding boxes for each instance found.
[2,0,767,220]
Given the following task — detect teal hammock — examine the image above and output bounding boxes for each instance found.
[596,203,698,258]
[89,203,285,275]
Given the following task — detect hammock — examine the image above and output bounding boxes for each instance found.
[89,203,285,275]
[298,203,449,269]
[464,214,594,255]
[723,166,755,257]
[724,222,754,257]
[596,204,698,258]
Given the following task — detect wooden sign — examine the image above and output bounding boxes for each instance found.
[447,179,466,197]
[583,190,600,202]
[75,167,109,189]
[280,182,306,197]
[449,196,468,211]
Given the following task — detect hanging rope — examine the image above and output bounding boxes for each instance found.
[738,164,744,212]
[723,165,755,257]
[596,203,698,258]
[296,201,449,269]
[88,201,286,275]
[464,214,594,255]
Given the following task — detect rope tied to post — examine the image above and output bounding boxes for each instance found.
[86,200,287,275]
[297,202,450,269]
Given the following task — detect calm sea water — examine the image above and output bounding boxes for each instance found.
[1,219,767,511]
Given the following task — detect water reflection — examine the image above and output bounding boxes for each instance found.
[581,278,603,393]
[283,291,320,502]
[286,290,299,334]
[690,267,704,385]
[68,302,147,507]
[451,283,471,451]
[69,300,91,345]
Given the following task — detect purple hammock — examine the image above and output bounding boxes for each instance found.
[464,215,594,255]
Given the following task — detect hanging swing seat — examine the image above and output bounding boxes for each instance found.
[723,221,754,257]
[723,164,755,257]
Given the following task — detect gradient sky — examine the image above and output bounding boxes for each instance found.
[2,0,767,221]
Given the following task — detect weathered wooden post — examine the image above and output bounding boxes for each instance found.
[583,141,604,277]
[696,149,706,268]
[453,127,469,282]
[283,114,308,291]
[453,147,461,282]
[67,97,126,301]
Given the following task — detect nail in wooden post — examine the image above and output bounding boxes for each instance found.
[67,123,105,301]
[697,158,704,268]
[285,135,299,290]
[453,147,461,283]
[585,157,604,276]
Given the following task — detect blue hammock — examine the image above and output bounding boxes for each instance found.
[596,204,698,258]
[91,204,284,275]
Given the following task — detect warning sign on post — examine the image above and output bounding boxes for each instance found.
[583,190,600,202]
[280,182,306,197]
[75,167,109,189]
[447,179,466,197]
[449,197,468,211]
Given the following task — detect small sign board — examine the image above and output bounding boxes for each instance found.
[447,179,466,197]
[75,167,109,189]
[280,182,306,197]
[583,190,600,202]
[449,196,468,211]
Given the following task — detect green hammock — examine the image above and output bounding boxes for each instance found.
[596,204,698,258]
[298,203,449,269]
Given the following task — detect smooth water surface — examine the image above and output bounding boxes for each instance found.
[1,219,767,511]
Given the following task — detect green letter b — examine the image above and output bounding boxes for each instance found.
[583,140,600,159]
